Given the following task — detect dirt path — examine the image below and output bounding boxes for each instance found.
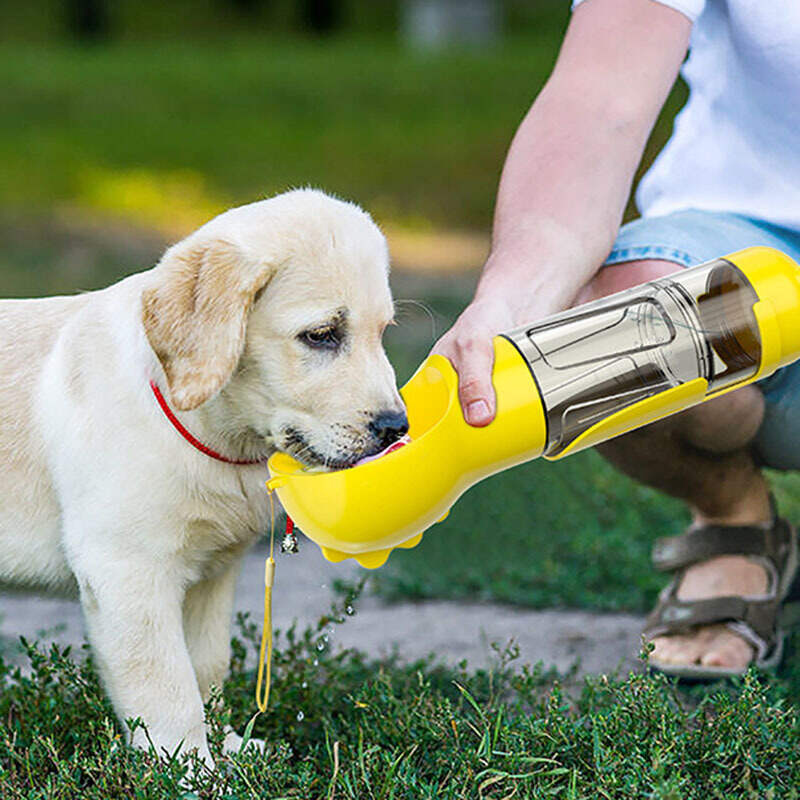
[0,538,644,681]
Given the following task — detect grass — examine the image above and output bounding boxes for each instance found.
[0,33,564,232]
[0,16,688,234]
[0,17,700,614]
[1,584,800,798]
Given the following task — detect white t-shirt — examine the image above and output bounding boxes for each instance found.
[571,0,800,231]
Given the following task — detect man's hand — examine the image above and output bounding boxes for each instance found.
[432,297,511,427]
[433,240,576,426]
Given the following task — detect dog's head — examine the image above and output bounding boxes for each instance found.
[141,189,406,469]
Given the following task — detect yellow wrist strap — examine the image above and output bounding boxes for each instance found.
[255,489,277,712]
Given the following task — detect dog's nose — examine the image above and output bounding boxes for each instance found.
[369,410,409,449]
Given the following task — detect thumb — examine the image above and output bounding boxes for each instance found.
[453,340,497,427]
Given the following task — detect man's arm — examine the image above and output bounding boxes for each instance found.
[434,0,692,425]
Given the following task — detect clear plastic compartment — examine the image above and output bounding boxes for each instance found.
[503,259,762,457]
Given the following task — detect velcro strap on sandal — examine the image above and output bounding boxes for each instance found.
[645,595,781,644]
[652,521,791,573]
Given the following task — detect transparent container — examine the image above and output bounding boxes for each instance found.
[503,259,761,457]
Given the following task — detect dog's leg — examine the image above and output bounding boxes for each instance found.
[183,555,265,755]
[75,558,212,764]
[183,558,242,702]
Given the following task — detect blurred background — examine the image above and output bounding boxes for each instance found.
[5,0,796,616]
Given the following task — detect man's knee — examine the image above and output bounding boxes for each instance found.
[576,259,684,304]
[679,385,765,454]
[601,384,764,460]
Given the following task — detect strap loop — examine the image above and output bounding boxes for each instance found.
[255,490,293,712]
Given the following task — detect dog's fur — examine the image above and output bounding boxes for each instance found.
[0,189,403,761]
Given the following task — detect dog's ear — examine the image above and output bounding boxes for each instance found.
[141,237,273,411]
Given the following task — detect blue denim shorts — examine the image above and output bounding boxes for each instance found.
[605,208,800,471]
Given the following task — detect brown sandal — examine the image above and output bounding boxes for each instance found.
[644,500,800,679]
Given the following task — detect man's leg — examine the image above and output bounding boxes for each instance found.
[579,259,771,669]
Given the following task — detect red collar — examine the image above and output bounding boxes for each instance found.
[150,381,261,465]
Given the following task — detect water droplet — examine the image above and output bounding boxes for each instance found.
[301,681,308,689]
[313,658,319,666]
[316,639,326,651]
[296,710,304,722]
[345,605,355,616]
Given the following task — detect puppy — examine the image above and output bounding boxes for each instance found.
[0,189,407,762]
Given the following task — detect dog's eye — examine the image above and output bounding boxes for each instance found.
[300,326,340,350]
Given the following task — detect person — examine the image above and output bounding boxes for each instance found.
[434,0,800,678]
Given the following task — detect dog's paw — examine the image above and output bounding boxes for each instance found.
[222,726,266,755]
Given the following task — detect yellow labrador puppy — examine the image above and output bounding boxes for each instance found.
[0,189,407,762]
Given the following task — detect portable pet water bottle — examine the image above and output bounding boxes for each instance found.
[266,247,800,568]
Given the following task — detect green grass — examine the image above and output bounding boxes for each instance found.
[0,34,564,230]
[0,17,689,233]
[2,585,800,798]
[0,0,400,42]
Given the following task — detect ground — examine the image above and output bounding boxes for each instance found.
[0,539,643,682]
